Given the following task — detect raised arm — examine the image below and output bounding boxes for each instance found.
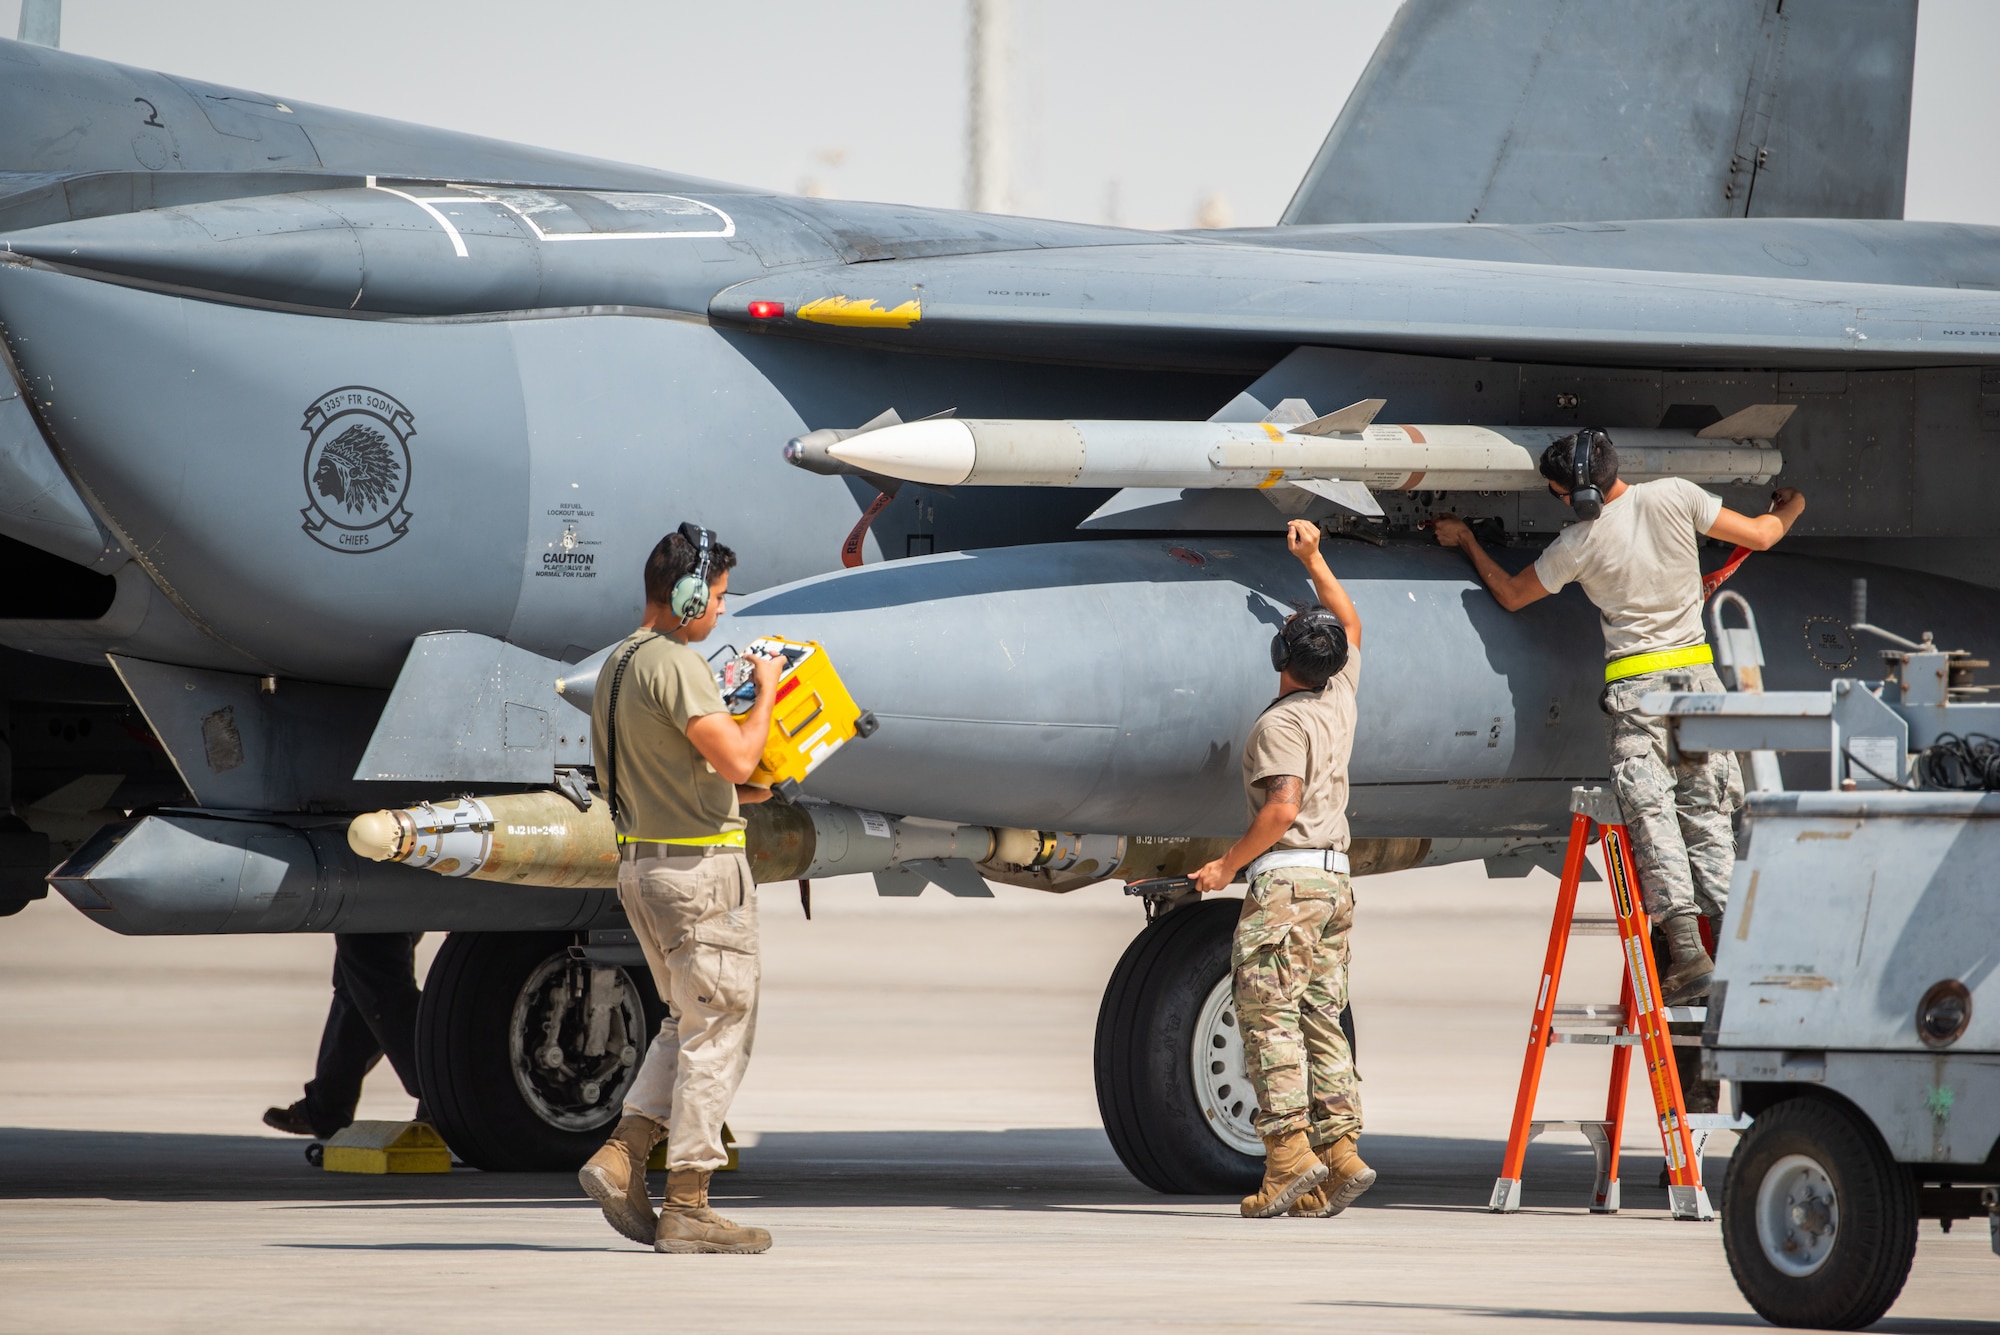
[1431,516,1551,612]
[1286,520,1362,647]
[1704,487,1804,552]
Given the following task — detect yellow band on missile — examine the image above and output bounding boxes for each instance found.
[1604,642,1714,684]
[616,831,748,848]
[796,295,923,328]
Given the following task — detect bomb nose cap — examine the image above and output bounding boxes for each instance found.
[347,809,408,862]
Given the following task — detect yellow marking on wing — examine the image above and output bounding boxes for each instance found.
[796,295,923,328]
[1257,468,1286,490]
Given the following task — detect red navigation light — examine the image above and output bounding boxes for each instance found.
[748,300,785,320]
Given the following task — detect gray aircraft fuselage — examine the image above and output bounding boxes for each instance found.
[3,30,1998,887]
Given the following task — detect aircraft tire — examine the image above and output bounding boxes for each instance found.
[1094,897,1264,1195]
[417,931,668,1172]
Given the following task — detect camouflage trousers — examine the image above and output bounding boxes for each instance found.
[1231,868,1360,1145]
[1603,662,1743,926]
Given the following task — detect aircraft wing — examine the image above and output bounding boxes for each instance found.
[712,241,2000,372]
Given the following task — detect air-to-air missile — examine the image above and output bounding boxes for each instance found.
[796,402,1789,513]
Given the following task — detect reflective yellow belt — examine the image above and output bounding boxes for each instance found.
[1604,642,1713,684]
[616,831,747,848]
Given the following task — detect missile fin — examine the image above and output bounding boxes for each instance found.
[853,407,904,433]
[1696,403,1796,441]
[1278,478,1384,518]
[873,867,929,897]
[1261,484,1320,517]
[914,858,997,898]
[1259,397,1318,427]
[1295,399,1387,436]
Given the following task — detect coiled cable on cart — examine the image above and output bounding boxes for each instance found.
[1914,732,2000,791]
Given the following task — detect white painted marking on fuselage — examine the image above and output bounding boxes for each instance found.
[366,175,469,258]
[444,184,736,241]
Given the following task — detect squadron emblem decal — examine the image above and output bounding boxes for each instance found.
[299,386,415,552]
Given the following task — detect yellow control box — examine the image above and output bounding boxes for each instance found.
[719,637,876,795]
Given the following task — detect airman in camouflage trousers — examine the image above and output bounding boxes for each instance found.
[1603,662,1743,928]
[1233,868,1360,1147]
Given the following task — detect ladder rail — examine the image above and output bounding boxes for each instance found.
[1601,820,1711,1220]
[1490,787,1715,1221]
[1597,966,1636,1213]
[1492,811,1594,1202]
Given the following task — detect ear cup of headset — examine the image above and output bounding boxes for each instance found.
[669,576,710,621]
[1568,429,1605,521]
[1272,608,1348,676]
[668,522,716,620]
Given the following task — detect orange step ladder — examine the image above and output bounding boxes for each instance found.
[1489,786,1724,1222]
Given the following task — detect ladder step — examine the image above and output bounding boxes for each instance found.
[1527,1120,1613,1138]
[1566,916,1621,935]
[1551,1032,1642,1046]
[1551,1003,1625,1025]
[1686,1113,1753,1132]
[1549,1003,1707,1024]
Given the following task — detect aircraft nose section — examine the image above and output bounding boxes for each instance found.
[1,186,540,313]
[5,201,363,309]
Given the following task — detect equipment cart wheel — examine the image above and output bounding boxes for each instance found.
[1093,897,1357,1195]
[417,932,667,1171]
[1720,1095,1918,1329]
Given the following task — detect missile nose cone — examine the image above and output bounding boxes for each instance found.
[784,428,845,474]
[826,419,976,486]
[347,809,408,863]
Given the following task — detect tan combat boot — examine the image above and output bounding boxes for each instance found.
[1287,1182,1330,1217]
[578,1113,665,1245]
[655,1167,773,1254]
[1302,1134,1377,1216]
[1659,915,1715,1006]
[1240,1129,1328,1218]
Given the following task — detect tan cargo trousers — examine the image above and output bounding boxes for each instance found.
[618,845,760,1173]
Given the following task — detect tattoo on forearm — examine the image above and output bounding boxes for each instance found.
[1263,775,1304,806]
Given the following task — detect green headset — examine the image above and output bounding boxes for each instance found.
[669,522,717,621]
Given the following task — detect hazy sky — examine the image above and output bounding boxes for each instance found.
[6,0,1997,229]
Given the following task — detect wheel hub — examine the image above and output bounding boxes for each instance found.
[1190,975,1262,1156]
[1756,1153,1840,1277]
[507,953,648,1133]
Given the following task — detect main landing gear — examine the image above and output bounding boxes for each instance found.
[416,932,667,1171]
[1094,896,1356,1194]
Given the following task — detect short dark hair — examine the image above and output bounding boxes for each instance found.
[643,528,738,607]
[1282,608,1349,690]
[1539,430,1619,491]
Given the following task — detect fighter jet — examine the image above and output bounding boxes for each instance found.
[4,0,1994,1189]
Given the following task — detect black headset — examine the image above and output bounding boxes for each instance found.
[668,522,717,621]
[1270,607,1348,675]
[1567,429,1607,521]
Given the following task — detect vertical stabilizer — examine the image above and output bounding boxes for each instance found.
[1283,0,1916,225]
[16,0,60,47]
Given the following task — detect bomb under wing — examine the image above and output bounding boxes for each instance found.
[809,408,1789,495]
[345,789,1242,896]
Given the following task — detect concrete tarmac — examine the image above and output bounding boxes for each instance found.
[2,865,1994,1333]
